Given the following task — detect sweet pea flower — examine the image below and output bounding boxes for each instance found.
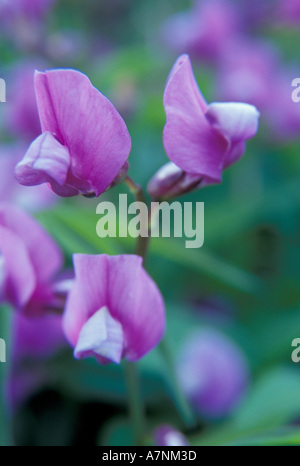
[239,0,300,27]
[154,425,190,447]
[148,55,260,199]
[0,203,69,315]
[63,254,165,364]
[6,64,43,142]
[277,0,300,23]
[217,40,300,141]
[15,69,131,198]
[0,0,56,51]
[7,312,66,411]
[162,0,240,64]
[0,145,56,211]
[0,0,56,21]
[176,330,249,418]
[238,0,275,29]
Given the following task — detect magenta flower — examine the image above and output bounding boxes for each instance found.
[7,312,66,411]
[148,55,259,199]
[176,330,249,418]
[217,40,300,140]
[0,0,56,21]
[217,40,279,111]
[63,254,166,364]
[162,0,240,63]
[15,69,131,197]
[277,0,300,23]
[7,64,43,142]
[0,145,56,211]
[154,425,190,447]
[0,204,68,315]
[12,313,66,360]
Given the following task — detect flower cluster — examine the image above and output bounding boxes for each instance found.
[7,58,259,368]
[0,54,260,442]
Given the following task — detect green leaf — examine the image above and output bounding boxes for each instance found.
[193,367,300,446]
[150,237,263,295]
[55,351,166,407]
[99,417,134,447]
[205,178,300,246]
[225,428,300,446]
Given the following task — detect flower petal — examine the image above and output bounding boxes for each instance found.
[35,69,132,196]
[205,102,260,142]
[163,54,228,183]
[224,141,246,169]
[0,226,36,308]
[63,254,108,348]
[63,254,166,363]
[15,132,70,188]
[0,204,63,284]
[106,255,166,361]
[74,306,124,364]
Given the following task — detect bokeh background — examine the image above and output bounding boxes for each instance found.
[1,0,300,446]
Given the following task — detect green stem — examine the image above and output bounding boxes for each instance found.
[160,338,196,429]
[124,176,197,429]
[123,361,145,446]
[124,176,150,263]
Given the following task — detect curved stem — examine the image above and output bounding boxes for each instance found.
[124,176,150,264]
[123,361,145,446]
[123,175,196,432]
[160,338,196,428]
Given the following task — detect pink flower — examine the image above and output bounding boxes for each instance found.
[217,40,279,111]
[0,204,68,315]
[277,0,300,23]
[0,145,57,211]
[12,313,66,360]
[0,0,56,21]
[7,312,66,411]
[15,69,131,197]
[162,0,240,64]
[176,330,249,418]
[6,64,43,142]
[154,425,190,447]
[148,55,259,199]
[217,40,300,141]
[63,254,166,364]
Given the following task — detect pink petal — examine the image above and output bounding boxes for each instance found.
[12,312,66,361]
[15,132,70,187]
[63,254,165,363]
[205,102,260,142]
[163,54,229,183]
[0,204,63,284]
[74,306,124,365]
[35,69,132,196]
[147,162,184,199]
[224,141,246,169]
[106,255,166,361]
[63,254,108,348]
[0,226,36,308]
